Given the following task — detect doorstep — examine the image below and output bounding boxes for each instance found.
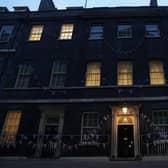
[143,156,168,161]
[0,156,27,160]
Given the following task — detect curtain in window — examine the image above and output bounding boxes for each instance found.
[150,60,165,85]
[118,61,133,86]
[1,111,22,143]
[86,62,101,86]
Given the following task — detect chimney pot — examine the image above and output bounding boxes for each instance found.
[150,0,158,7]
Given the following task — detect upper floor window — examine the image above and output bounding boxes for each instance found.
[85,62,101,87]
[59,24,74,40]
[89,25,103,40]
[49,60,67,88]
[149,60,165,85]
[145,24,160,38]
[117,25,132,38]
[0,25,14,42]
[15,64,33,88]
[81,112,99,144]
[28,25,43,41]
[118,61,133,86]
[1,111,22,143]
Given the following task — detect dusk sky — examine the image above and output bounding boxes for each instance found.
[0,0,168,11]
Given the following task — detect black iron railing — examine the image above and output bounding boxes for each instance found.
[0,134,110,157]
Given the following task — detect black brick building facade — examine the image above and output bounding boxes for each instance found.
[0,0,168,160]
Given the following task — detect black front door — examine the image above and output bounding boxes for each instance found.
[118,125,134,157]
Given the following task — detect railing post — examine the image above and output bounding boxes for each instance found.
[35,134,43,158]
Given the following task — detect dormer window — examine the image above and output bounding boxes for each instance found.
[145,24,160,38]
[117,25,132,38]
[0,25,14,42]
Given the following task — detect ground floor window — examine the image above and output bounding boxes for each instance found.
[44,117,60,135]
[152,110,168,140]
[1,111,22,143]
[81,112,99,144]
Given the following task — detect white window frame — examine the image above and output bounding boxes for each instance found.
[89,25,104,40]
[28,25,44,41]
[81,112,99,144]
[59,24,74,40]
[85,62,101,87]
[44,117,60,136]
[149,60,165,85]
[15,64,33,88]
[145,24,160,38]
[118,61,133,86]
[49,61,67,88]
[0,25,14,42]
[152,110,168,140]
[117,25,132,39]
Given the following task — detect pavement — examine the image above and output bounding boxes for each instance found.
[1,157,168,168]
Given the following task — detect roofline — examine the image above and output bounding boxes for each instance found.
[1,6,168,20]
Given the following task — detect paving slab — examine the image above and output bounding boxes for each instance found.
[1,157,168,168]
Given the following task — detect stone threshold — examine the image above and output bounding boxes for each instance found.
[143,156,168,160]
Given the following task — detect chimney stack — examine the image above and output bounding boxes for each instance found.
[39,0,55,11]
[150,0,158,7]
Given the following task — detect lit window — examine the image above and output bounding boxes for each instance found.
[117,25,132,38]
[81,112,99,144]
[28,25,43,41]
[49,61,67,88]
[1,111,22,143]
[86,62,101,86]
[89,25,103,40]
[118,61,133,86]
[149,60,165,85]
[59,24,74,40]
[0,25,14,42]
[145,25,160,38]
[15,64,33,88]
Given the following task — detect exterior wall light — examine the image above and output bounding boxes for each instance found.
[122,106,128,114]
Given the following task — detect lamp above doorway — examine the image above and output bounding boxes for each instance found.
[122,104,128,114]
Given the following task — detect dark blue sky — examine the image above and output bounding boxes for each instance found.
[0,0,168,11]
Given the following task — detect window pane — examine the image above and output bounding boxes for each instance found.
[50,61,67,88]
[118,61,133,86]
[145,25,160,37]
[89,25,103,40]
[59,24,74,40]
[152,111,168,140]
[0,25,14,41]
[81,113,99,143]
[117,25,132,38]
[86,62,101,86]
[2,111,22,143]
[150,61,165,85]
[29,25,43,41]
[15,65,32,88]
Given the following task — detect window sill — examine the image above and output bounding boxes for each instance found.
[57,39,73,41]
[0,40,9,43]
[88,38,104,41]
[3,84,168,91]
[117,36,132,39]
[79,142,100,146]
[26,40,41,43]
[145,36,161,38]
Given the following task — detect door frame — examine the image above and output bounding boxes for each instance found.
[36,105,64,158]
[117,124,134,157]
[111,105,141,160]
